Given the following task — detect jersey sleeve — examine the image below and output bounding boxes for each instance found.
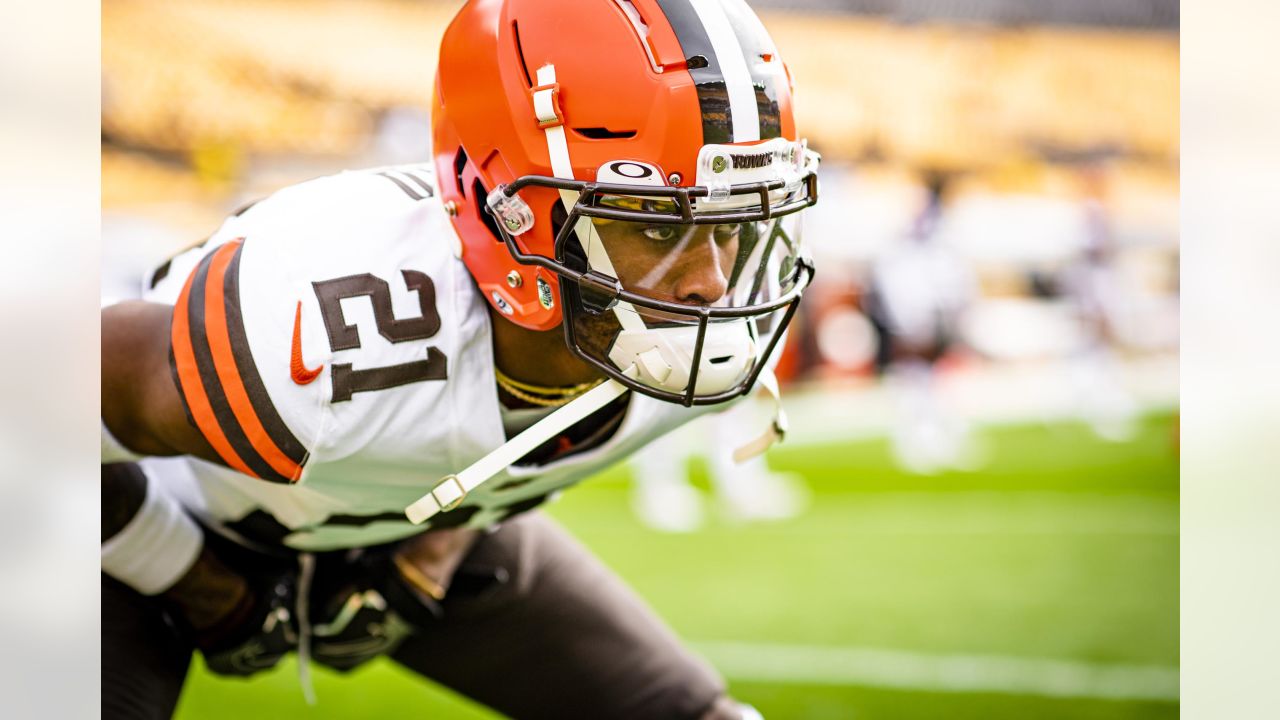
[169,237,312,483]
[160,164,457,482]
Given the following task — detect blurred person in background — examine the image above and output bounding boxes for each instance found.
[865,168,977,474]
[629,397,809,533]
[1062,163,1140,441]
[99,0,818,718]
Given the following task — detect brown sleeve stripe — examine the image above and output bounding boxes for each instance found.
[203,241,307,480]
[175,242,286,481]
[170,240,308,483]
[220,243,310,467]
[170,248,258,478]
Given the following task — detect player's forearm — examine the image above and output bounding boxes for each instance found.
[102,301,210,458]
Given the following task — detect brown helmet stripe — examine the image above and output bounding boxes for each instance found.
[654,0,735,144]
[653,0,783,143]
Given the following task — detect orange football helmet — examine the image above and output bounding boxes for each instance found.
[433,0,818,405]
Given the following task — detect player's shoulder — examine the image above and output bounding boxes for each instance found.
[183,164,462,317]
[153,164,489,482]
[252,163,441,217]
[231,163,446,247]
[146,163,453,300]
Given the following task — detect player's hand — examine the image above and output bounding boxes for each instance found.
[307,546,442,672]
[200,573,298,677]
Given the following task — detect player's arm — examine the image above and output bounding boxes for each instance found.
[104,238,313,482]
[102,300,221,462]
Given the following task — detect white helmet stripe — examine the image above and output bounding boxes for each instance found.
[687,0,760,142]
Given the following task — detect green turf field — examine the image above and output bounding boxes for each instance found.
[175,412,1178,719]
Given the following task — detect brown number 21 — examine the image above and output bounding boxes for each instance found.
[312,271,448,402]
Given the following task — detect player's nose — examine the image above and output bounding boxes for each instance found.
[672,231,729,306]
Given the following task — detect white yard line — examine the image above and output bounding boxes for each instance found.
[693,641,1179,702]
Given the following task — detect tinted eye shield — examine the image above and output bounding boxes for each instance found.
[495,169,818,225]
[486,170,818,315]
[483,172,817,406]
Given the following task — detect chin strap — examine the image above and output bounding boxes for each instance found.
[406,365,785,524]
[406,375,633,525]
[731,368,788,464]
[534,63,647,336]
[295,552,316,705]
[533,63,584,220]
[532,64,571,180]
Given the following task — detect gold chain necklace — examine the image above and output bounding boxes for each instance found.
[494,367,604,408]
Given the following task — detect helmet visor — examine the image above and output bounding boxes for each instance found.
[563,194,807,403]
[578,194,803,311]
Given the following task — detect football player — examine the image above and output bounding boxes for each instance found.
[865,169,976,474]
[102,0,818,717]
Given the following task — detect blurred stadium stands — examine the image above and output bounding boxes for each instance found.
[747,0,1177,30]
[103,0,1178,204]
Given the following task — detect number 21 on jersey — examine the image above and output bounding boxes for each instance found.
[308,270,448,402]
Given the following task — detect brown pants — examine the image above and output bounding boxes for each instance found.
[102,512,725,719]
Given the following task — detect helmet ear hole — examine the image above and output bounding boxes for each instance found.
[550,201,587,272]
[453,147,469,197]
[473,178,504,243]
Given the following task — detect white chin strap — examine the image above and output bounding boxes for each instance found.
[406,373,633,525]
[405,74,640,525]
[533,63,651,339]
[403,363,784,526]
[732,366,787,463]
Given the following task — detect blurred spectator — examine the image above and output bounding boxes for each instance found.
[865,169,978,473]
[1061,164,1140,441]
[630,401,809,533]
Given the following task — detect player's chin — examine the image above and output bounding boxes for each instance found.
[571,309,621,350]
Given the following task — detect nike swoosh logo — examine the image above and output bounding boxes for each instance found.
[291,301,323,385]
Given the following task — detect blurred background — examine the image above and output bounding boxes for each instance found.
[102,0,1178,717]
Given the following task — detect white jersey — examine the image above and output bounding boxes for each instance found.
[139,165,719,551]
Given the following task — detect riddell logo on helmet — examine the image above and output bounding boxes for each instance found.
[730,152,773,170]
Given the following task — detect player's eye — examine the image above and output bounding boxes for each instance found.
[640,198,679,215]
[713,224,740,242]
[641,225,679,243]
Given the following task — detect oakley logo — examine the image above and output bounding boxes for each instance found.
[608,161,654,179]
[731,152,773,170]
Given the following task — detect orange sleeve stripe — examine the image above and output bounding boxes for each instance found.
[202,241,304,481]
[171,260,258,478]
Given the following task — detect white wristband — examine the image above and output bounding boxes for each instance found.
[102,419,142,463]
[101,473,202,595]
